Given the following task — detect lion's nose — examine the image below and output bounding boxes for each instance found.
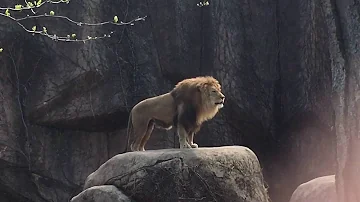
[221,95,225,100]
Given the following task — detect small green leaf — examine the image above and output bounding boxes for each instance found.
[15,5,22,10]
[113,16,119,23]
[32,26,37,31]
[50,11,55,15]
[5,9,10,16]
[87,36,92,39]
[71,33,76,38]
[42,27,47,33]
[27,2,34,8]
[36,0,42,7]
[0,48,3,53]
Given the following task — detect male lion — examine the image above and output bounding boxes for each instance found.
[125,76,225,152]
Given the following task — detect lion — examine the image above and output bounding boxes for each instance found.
[125,76,225,152]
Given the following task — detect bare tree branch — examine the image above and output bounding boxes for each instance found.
[0,0,70,11]
[0,0,147,43]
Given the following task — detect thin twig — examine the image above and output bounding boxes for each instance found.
[0,0,147,42]
[15,14,147,26]
[0,0,70,11]
[0,12,147,42]
[24,0,36,14]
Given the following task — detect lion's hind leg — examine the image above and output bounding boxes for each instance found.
[139,121,155,151]
[130,118,149,152]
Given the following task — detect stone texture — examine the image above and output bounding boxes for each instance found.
[289,175,336,202]
[330,0,360,201]
[83,146,269,202]
[70,185,132,202]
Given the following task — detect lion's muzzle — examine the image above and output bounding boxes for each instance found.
[215,95,225,108]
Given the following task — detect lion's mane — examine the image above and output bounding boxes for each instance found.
[170,76,222,134]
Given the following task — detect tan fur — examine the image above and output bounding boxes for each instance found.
[125,76,225,152]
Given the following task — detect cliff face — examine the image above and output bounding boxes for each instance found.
[2,0,357,201]
[331,0,360,201]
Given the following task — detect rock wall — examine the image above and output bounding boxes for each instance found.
[1,0,353,201]
[330,0,360,201]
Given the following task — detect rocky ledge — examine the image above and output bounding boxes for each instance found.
[71,146,270,202]
[289,175,336,202]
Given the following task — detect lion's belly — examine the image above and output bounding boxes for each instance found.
[153,119,173,130]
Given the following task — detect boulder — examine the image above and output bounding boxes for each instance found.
[70,185,132,202]
[289,175,336,202]
[81,146,270,202]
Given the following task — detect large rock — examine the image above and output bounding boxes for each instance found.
[289,175,336,202]
[70,185,132,202]
[82,146,270,202]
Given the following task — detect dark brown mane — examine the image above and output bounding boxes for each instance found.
[170,76,221,133]
[170,76,221,104]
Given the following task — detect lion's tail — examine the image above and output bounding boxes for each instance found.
[123,111,133,153]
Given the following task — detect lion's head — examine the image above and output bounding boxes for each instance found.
[171,76,225,124]
[198,79,225,109]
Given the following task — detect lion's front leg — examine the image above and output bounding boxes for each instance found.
[177,125,192,149]
[187,132,198,148]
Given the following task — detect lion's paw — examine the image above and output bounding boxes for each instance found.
[180,143,192,149]
[190,143,198,148]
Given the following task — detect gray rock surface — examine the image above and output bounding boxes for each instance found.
[289,175,336,202]
[330,0,360,201]
[83,146,270,202]
[3,0,359,201]
[71,185,132,202]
